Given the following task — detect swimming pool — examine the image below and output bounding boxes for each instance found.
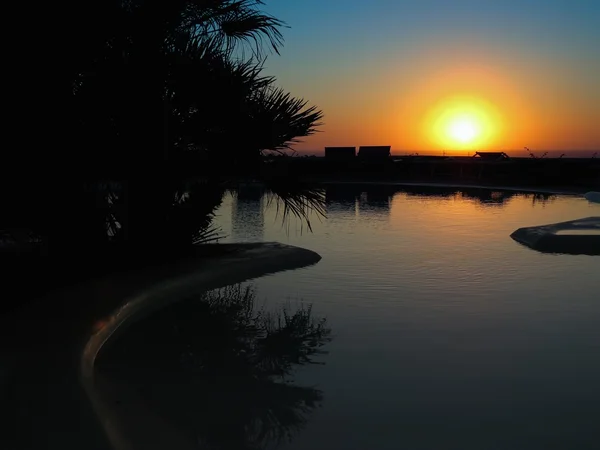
[213,185,600,449]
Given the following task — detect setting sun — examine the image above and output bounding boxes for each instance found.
[423,95,504,152]
[448,118,478,144]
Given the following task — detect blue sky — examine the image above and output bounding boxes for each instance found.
[259,0,600,153]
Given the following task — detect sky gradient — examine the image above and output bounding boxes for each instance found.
[262,0,600,155]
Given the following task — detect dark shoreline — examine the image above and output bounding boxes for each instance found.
[269,155,600,192]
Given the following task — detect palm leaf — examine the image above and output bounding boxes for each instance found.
[244,86,324,152]
[263,182,326,233]
[184,0,285,57]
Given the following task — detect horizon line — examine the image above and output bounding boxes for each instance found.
[290,148,599,155]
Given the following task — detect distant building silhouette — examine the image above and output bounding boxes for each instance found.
[324,147,356,160]
[358,146,391,161]
[472,151,510,161]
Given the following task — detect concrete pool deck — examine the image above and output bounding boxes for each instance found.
[511,217,600,255]
[0,242,321,450]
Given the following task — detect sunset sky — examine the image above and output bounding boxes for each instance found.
[263,0,600,155]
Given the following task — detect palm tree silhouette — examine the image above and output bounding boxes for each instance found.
[4,0,324,258]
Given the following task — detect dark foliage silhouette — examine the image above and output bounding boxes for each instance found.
[3,0,324,258]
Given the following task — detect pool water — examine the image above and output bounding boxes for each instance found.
[211,185,600,450]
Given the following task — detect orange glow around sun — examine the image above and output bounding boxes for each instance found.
[424,95,504,151]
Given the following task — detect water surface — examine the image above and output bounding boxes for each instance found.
[212,185,600,450]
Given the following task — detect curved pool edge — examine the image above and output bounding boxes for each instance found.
[81,242,321,380]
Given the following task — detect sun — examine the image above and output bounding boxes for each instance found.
[424,95,502,151]
[448,118,478,144]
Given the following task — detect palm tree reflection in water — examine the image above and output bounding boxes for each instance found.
[95,285,332,449]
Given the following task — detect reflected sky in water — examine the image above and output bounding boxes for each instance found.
[215,185,600,450]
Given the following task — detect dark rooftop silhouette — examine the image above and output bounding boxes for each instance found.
[473,151,510,160]
[358,146,391,160]
[325,146,356,160]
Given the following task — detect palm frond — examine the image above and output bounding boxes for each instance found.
[220,4,285,56]
[185,0,286,57]
[247,86,324,151]
[263,182,326,233]
[192,225,222,244]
